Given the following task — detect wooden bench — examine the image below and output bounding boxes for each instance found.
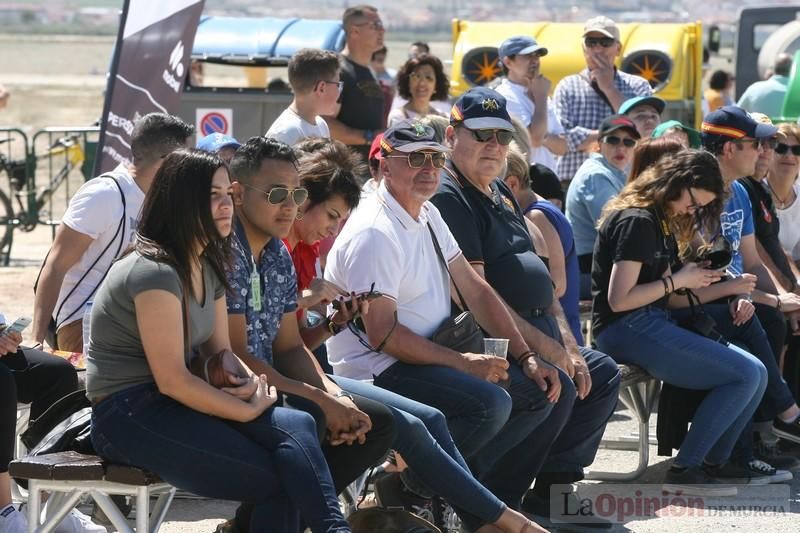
[578,301,662,481]
[9,451,176,533]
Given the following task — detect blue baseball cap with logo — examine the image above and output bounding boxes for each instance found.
[196,133,241,154]
[498,36,548,59]
[619,95,666,116]
[450,87,514,131]
[701,105,778,146]
[380,119,449,155]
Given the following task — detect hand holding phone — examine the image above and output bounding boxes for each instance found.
[0,316,31,337]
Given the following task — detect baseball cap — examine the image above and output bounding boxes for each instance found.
[368,133,384,162]
[619,96,666,116]
[652,120,701,148]
[196,133,241,153]
[380,119,448,155]
[529,163,564,203]
[583,16,620,42]
[598,114,640,139]
[749,112,773,126]
[498,36,548,59]
[450,87,514,131]
[701,105,778,146]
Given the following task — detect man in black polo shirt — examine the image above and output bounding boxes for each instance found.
[325,5,386,162]
[431,87,621,529]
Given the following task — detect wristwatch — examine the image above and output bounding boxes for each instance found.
[363,129,375,144]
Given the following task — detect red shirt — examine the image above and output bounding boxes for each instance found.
[283,239,320,292]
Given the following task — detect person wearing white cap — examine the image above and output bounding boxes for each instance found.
[552,15,652,182]
[495,35,567,173]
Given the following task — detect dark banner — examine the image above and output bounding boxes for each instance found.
[94,0,205,175]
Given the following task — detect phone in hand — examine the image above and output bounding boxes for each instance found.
[1,316,32,337]
[331,290,384,311]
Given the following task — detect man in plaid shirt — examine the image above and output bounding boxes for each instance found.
[553,16,652,182]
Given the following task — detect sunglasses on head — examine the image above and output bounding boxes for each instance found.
[776,143,800,156]
[464,128,514,146]
[584,37,616,48]
[385,151,447,168]
[244,184,308,206]
[602,135,636,148]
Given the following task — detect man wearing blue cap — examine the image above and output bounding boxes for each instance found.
[495,35,567,173]
[619,95,665,138]
[433,87,620,528]
[196,132,241,163]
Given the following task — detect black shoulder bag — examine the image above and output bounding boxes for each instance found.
[427,223,484,354]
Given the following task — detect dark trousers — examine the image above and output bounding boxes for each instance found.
[1,347,78,471]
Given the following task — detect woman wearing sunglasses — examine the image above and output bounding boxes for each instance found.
[592,149,770,495]
[87,148,352,532]
[768,123,800,265]
[387,54,450,127]
[565,114,639,299]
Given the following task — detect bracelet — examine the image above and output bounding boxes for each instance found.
[661,277,670,296]
[516,350,537,367]
[326,316,343,336]
[334,390,354,401]
[776,295,783,311]
[667,275,676,293]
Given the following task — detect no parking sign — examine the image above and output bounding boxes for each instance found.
[196,108,234,137]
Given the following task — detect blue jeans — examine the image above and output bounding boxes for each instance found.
[375,360,574,510]
[596,307,767,467]
[333,376,506,530]
[91,383,350,533]
[672,304,796,463]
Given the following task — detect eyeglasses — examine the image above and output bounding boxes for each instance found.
[775,143,800,156]
[463,127,514,146]
[353,20,384,31]
[243,184,308,205]
[385,152,447,168]
[410,72,436,83]
[320,80,344,94]
[602,135,636,148]
[760,137,778,150]
[584,37,616,48]
[731,138,760,150]
[687,188,709,216]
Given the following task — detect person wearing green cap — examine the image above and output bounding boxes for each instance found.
[652,119,702,148]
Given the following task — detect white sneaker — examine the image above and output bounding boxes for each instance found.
[53,508,107,533]
[748,459,794,484]
[0,504,29,533]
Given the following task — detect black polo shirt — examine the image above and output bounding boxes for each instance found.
[738,176,796,288]
[431,161,554,313]
[338,55,385,162]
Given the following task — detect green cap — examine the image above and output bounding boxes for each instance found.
[651,120,701,148]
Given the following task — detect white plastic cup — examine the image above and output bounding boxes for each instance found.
[483,338,509,357]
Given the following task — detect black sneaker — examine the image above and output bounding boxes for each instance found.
[754,440,800,470]
[521,490,613,529]
[663,466,738,496]
[374,472,443,528]
[773,417,800,444]
[746,459,793,484]
[702,462,771,486]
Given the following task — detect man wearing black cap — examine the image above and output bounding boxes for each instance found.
[495,35,567,173]
[324,118,550,531]
[432,87,621,528]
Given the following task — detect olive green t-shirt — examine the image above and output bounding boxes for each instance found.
[86,251,225,400]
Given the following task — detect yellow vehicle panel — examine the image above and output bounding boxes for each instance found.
[451,20,702,126]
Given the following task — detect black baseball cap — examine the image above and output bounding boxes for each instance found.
[598,114,640,139]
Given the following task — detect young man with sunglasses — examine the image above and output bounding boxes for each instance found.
[553,16,652,182]
[221,135,397,532]
[267,48,342,146]
[325,5,386,162]
[565,114,639,299]
[700,107,800,462]
[432,88,620,529]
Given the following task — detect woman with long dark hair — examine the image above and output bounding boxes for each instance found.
[86,149,350,532]
[592,150,768,496]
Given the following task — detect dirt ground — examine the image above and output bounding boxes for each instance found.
[3,34,799,532]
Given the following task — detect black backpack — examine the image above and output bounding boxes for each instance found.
[20,389,94,456]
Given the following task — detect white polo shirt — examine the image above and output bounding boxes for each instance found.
[325,180,462,380]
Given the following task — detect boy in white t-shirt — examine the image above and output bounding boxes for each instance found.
[266,49,341,145]
[32,113,193,352]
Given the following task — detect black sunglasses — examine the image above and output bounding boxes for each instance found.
[602,135,636,148]
[385,152,447,169]
[776,143,800,156]
[464,128,514,146]
[244,184,308,205]
[584,37,616,48]
[731,138,760,150]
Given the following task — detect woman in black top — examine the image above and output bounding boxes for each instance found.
[592,150,768,497]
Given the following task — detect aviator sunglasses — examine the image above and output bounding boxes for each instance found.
[385,152,447,168]
[602,135,636,148]
[244,184,308,205]
[463,128,514,146]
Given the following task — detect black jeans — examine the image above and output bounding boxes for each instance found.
[1,347,78,471]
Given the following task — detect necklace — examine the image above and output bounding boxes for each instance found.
[770,183,796,209]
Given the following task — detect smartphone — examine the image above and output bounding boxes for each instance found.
[331,290,384,311]
[1,316,31,337]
